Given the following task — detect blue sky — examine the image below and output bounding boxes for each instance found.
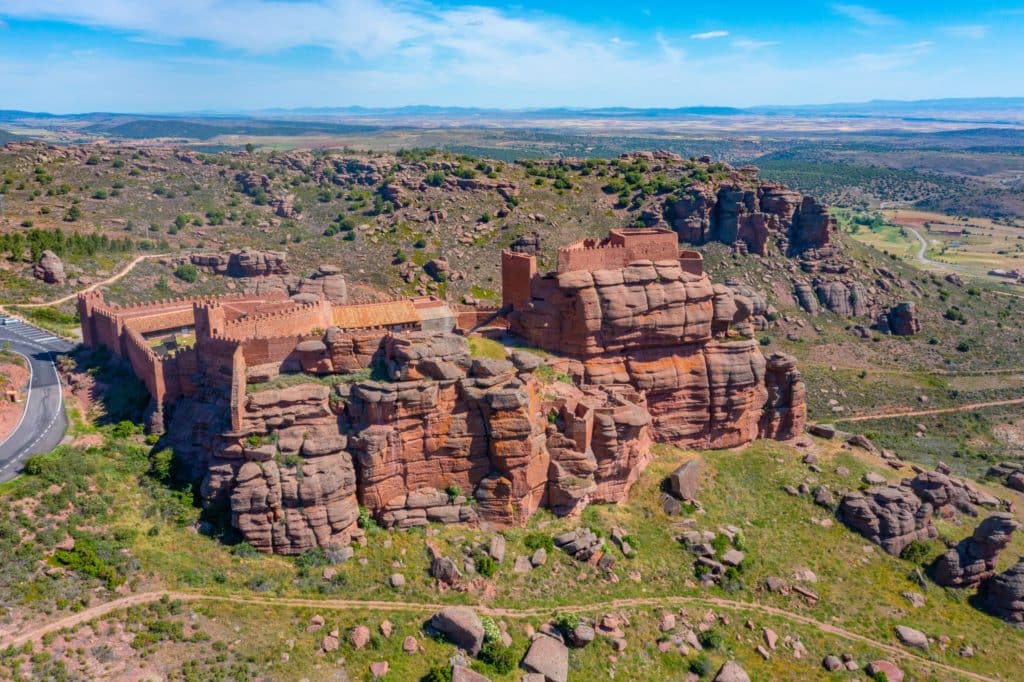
[0,1,1022,113]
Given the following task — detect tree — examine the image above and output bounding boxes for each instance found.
[174,263,199,283]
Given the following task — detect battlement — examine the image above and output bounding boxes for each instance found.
[557,227,688,274]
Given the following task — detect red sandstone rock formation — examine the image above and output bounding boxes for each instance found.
[508,259,806,448]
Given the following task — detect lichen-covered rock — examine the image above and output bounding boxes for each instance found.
[909,471,982,518]
[430,607,484,656]
[933,513,1020,588]
[191,248,288,277]
[838,485,937,555]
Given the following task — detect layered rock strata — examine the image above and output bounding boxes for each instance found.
[507,258,806,448]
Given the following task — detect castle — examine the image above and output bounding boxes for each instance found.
[78,227,805,554]
[78,288,456,431]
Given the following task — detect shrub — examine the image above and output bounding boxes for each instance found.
[230,542,259,558]
[174,263,199,283]
[422,666,452,682]
[553,613,579,634]
[424,171,446,187]
[900,539,932,565]
[446,484,461,500]
[475,554,497,577]
[54,537,123,589]
[697,629,724,650]
[111,420,138,439]
[523,532,554,552]
[479,640,516,674]
[689,653,713,676]
[480,616,501,643]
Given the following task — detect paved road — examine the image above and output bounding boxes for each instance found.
[0,316,74,483]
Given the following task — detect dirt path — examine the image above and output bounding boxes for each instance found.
[833,397,1024,423]
[0,253,169,310]
[2,590,997,681]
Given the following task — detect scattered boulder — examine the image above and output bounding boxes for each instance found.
[894,625,928,650]
[866,661,904,682]
[933,513,1020,587]
[520,634,569,682]
[489,535,507,563]
[553,528,604,562]
[822,655,843,672]
[432,556,461,585]
[668,460,701,500]
[452,666,492,682]
[430,607,484,656]
[33,250,65,284]
[713,661,750,682]
[389,573,406,588]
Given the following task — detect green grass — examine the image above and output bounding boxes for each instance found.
[468,336,507,361]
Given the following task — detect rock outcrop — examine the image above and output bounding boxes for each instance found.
[980,557,1024,626]
[33,250,65,284]
[886,302,920,336]
[665,173,834,260]
[838,485,938,555]
[191,249,289,277]
[933,514,1020,588]
[508,259,806,448]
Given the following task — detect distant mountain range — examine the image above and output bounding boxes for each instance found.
[2,97,1022,121]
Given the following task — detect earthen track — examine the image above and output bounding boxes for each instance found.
[832,397,1024,423]
[1,590,998,681]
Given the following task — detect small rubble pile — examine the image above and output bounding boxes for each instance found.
[553,528,604,562]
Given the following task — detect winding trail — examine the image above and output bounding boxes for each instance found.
[833,396,1024,423]
[1,590,998,681]
[0,253,169,310]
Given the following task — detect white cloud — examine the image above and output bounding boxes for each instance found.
[832,4,898,27]
[943,24,988,40]
[846,40,932,72]
[732,38,779,51]
[690,30,728,40]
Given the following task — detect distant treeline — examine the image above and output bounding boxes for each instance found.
[0,228,135,262]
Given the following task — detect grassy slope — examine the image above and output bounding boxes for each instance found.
[4,413,1024,679]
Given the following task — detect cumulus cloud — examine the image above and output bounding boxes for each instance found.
[690,30,728,39]
[832,3,898,27]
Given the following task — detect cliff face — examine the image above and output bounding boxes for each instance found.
[181,331,658,554]
[666,175,834,259]
[508,259,806,449]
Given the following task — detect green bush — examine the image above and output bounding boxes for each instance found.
[111,420,139,439]
[479,640,516,674]
[900,539,932,565]
[230,542,259,558]
[523,532,554,552]
[54,536,123,589]
[697,628,724,650]
[475,554,497,577]
[174,263,199,283]
[421,666,452,682]
[689,653,713,676]
[553,613,579,634]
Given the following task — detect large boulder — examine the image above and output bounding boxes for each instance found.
[713,661,751,682]
[33,250,65,284]
[520,634,569,682]
[430,607,484,656]
[934,514,1020,587]
[838,485,937,555]
[887,302,920,336]
[980,557,1024,626]
[667,460,700,500]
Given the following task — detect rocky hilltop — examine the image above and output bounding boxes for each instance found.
[170,254,806,554]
